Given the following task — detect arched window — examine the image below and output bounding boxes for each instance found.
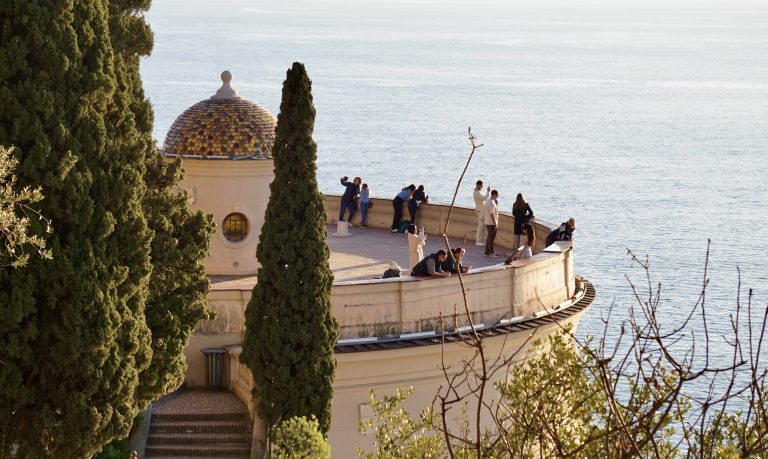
[222,213,248,242]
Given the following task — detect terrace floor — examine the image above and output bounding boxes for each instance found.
[210,225,512,290]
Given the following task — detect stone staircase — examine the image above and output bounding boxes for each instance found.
[145,390,252,458]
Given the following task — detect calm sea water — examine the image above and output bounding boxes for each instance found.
[142,1,767,358]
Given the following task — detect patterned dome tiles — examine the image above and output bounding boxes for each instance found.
[163,98,277,159]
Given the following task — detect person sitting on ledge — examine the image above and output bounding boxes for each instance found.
[545,217,576,246]
[411,250,451,278]
[521,223,535,259]
[441,247,469,274]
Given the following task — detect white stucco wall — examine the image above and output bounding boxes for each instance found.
[175,158,273,276]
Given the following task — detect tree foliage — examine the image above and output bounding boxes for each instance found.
[241,62,338,438]
[358,388,443,459]
[0,0,212,456]
[359,250,768,458]
[105,0,214,407]
[273,415,331,459]
[0,146,51,268]
[136,151,213,406]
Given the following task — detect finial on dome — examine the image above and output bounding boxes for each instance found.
[212,70,241,99]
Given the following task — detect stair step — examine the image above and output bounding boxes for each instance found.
[149,419,251,434]
[152,411,249,422]
[148,432,251,445]
[145,444,251,457]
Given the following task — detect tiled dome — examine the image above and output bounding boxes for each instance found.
[162,71,276,159]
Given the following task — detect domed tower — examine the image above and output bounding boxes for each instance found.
[162,71,276,275]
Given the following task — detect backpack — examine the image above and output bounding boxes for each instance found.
[397,220,411,233]
[382,268,401,279]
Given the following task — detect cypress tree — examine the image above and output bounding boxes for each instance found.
[137,151,214,404]
[106,0,214,406]
[241,62,338,435]
[0,0,211,456]
[0,0,153,456]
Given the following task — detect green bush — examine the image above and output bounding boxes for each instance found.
[92,439,130,459]
[93,414,143,459]
[273,416,331,459]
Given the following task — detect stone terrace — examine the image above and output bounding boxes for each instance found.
[210,225,512,289]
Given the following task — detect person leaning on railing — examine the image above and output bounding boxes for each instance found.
[545,218,576,246]
[441,247,469,274]
[512,193,534,250]
[391,184,415,232]
[410,250,451,278]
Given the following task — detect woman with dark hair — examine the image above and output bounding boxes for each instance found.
[521,224,535,259]
[408,185,428,225]
[512,193,534,250]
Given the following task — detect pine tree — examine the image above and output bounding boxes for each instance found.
[106,0,214,407]
[241,62,338,435]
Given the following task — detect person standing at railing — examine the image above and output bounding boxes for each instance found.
[391,184,415,232]
[339,176,361,226]
[473,180,491,246]
[484,190,500,257]
[360,183,371,227]
[408,184,428,225]
[512,193,535,250]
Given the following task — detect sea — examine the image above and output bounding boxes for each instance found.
[141,0,768,379]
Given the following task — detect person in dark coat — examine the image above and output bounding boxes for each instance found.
[410,250,450,277]
[339,176,361,226]
[391,184,415,232]
[441,247,469,274]
[512,193,534,250]
[407,185,428,225]
[545,218,576,246]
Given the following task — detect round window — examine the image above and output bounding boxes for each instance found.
[222,213,249,242]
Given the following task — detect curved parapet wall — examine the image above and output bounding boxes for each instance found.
[325,194,574,340]
[189,195,581,386]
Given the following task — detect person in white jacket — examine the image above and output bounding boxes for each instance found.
[484,190,500,257]
[473,180,491,246]
[407,224,426,271]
